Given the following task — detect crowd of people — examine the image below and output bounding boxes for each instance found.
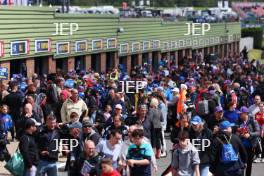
[0,49,263,176]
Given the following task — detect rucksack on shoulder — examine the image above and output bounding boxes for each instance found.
[217,134,238,164]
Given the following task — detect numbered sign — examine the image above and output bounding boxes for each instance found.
[107,38,117,49]
[120,43,129,54]
[35,39,50,53]
[11,41,28,56]
[56,42,70,55]
[92,39,103,51]
[132,42,141,53]
[75,40,87,52]
[142,41,150,51]
[152,40,160,49]
[162,42,170,50]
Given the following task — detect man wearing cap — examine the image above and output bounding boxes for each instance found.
[210,120,248,176]
[189,115,212,176]
[19,118,40,176]
[81,118,101,146]
[237,106,260,176]
[66,121,83,176]
[207,106,225,135]
[61,88,88,123]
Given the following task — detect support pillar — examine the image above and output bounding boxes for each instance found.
[157,51,162,65]
[26,58,35,79]
[148,52,153,60]
[126,55,132,74]
[166,52,170,67]
[230,43,234,56]
[237,41,240,53]
[100,52,106,72]
[85,55,91,71]
[182,49,186,57]
[67,57,75,72]
[175,50,178,67]
[137,53,143,66]
[212,46,215,53]
[48,56,56,74]
[221,44,225,59]
[0,60,10,80]
[187,49,192,58]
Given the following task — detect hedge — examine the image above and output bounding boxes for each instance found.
[242,27,263,49]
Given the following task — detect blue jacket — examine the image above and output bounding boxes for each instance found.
[0,113,13,133]
[224,110,240,123]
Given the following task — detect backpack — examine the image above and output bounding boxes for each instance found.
[217,134,238,164]
[197,100,209,116]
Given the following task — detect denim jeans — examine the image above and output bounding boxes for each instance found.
[37,160,57,176]
[199,164,210,176]
[24,165,37,176]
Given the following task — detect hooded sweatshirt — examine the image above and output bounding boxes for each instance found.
[171,142,200,176]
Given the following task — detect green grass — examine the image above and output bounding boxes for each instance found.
[248,49,264,64]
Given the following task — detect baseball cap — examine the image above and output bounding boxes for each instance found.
[239,106,249,114]
[215,106,223,113]
[115,104,122,110]
[172,88,179,93]
[24,118,41,129]
[82,119,93,128]
[157,86,164,91]
[191,115,203,125]
[219,121,235,130]
[68,122,82,129]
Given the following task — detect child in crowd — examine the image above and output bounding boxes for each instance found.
[101,158,121,176]
[171,130,200,176]
[0,105,14,142]
[126,128,153,176]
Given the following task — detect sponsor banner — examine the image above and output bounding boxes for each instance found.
[75,40,87,52]
[56,42,70,55]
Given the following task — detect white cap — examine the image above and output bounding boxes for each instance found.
[180,84,187,90]
[172,88,180,93]
[31,118,41,126]
[115,104,122,110]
